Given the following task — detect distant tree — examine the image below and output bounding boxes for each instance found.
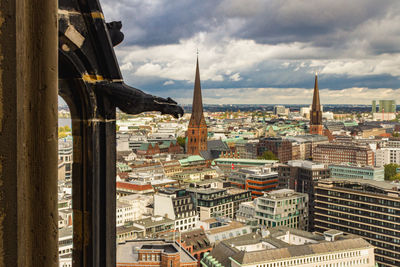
[177,136,186,149]
[116,124,120,132]
[392,173,400,181]
[258,150,278,160]
[58,125,72,139]
[384,163,400,181]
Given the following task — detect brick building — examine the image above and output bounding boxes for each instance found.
[159,141,183,154]
[179,229,212,266]
[117,239,198,267]
[257,137,293,163]
[313,143,374,166]
[136,142,160,157]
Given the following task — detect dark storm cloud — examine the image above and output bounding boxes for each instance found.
[101,0,223,46]
[102,0,400,54]
[100,0,400,104]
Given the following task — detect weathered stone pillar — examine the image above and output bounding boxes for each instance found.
[0,0,58,266]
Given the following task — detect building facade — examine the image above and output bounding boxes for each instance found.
[58,140,73,180]
[154,188,198,232]
[375,147,400,167]
[255,189,309,230]
[278,160,330,231]
[313,143,374,166]
[187,187,251,220]
[329,164,384,181]
[257,137,293,163]
[117,239,198,267]
[229,167,278,199]
[314,178,400,267]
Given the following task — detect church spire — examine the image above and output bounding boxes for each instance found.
[187,56,208,155]
[310,73,323,135]
[312,73,321,112]
[191,56,204,125]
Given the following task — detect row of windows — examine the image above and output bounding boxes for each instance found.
[140,253,160,262]
[59,247,72,255]
[317,201,399,229]
[321,210,400,238]
[255,257,369,267]
[317,192,400,213]
[177,211,196,218]
[316,223,400,265]
[175,224,196,231]
[175,217,197,225]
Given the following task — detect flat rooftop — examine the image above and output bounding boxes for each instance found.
[117,240,197,264]
[207,221,247,235]
[319,177,400,191]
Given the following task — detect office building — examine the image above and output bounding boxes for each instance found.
[329,164,384,181]
[314,178,400,266]
[375,147,400,167]
[229,167,278,198]
[379,100,396,113]
[186,187,251,220]
[313,143,374,166]
[372,100,377,113]
[273,105,286,115]
[278,160,330,230]
[255,189,309,230]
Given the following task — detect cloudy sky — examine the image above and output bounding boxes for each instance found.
[101,0,400,105]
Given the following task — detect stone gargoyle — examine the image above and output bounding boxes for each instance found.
[102,21,183,118]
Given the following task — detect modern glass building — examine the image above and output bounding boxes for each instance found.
[329,164,384,181]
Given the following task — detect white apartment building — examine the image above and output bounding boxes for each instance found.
[375,147,400,167]
[118,194,153,222]
[153,188,199,232]
[117,201,136,227]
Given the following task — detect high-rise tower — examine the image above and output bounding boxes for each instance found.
[187,57,208,155]
[310,74,323,135]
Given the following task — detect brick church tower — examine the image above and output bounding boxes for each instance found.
[187,57,208,155]
[310,74,323,135]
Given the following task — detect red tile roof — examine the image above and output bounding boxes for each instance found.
[116,182,153,191]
